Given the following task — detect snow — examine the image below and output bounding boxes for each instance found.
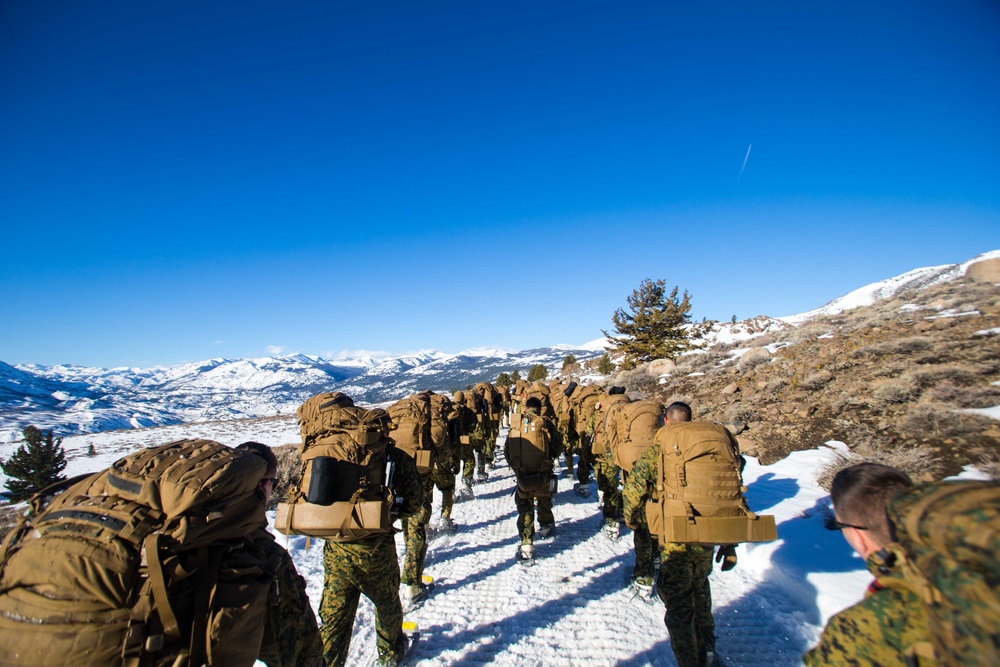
[778,249,1000,325]
[259,436,878,666]
[3,408,995,665]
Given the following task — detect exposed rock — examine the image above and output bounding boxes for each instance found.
[648,358,677,376]
[738,347,771,370]
[966,257,1000,283]
[721,383,740,395]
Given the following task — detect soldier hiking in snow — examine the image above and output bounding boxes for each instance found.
[550,379,579,480]
[605,399,665,601]
[504,397,562,563]
[387,391,437,606]
[429,392,460,533]
[622,402,745,667]
[451,390,480,499]
[273,392,423,667]
[804,463,1000,667]
[586,387,629,540]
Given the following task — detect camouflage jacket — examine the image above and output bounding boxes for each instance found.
[254,529,325,667]
[803,545,938,667]
[388,446,425,521]
[621,442,659,530]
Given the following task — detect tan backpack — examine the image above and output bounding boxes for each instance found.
[607,399,664,472]
[590,393,629,456]
[0,439,273,667]
[387,392,435,473]
[505,412,555,494]
[275,395,394,541]
[428,392,453,448]
[571,384,603,438]
[646,421,776,544]
[473,382,502,420]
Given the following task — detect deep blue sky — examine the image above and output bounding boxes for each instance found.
[2,1,998,368]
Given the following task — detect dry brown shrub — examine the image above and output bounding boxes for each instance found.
[900,403,996,439]
[799,370,834,390]
[872,336,935,356]
[970,447,1000,480]
[725,404,759,424]
[738,348,772,371]
[904,364,979,389]
[676,350,730,374]
[816,421,943,490]
[765,377,788,393]
[923,382,1000,409]
[272,444,302,510]
[610,365,658,399]
[868,376,920,407]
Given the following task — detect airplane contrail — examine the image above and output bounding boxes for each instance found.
[738,143,752,183]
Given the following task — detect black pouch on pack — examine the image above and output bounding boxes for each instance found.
[307,456,339,505]
[563,381,578,397]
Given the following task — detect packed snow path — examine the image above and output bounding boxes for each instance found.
[271,428,828,666]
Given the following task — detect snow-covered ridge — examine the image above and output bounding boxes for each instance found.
[779,249,1000,324]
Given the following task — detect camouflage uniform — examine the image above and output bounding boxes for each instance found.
[623,443,717,667]
[319,447,423,667]
[254,530,325,667]
[401,473,434,585]
[586,407,622,527]
[506,407,563,545]
[431,423,459,520]
[451,393,480,488]
[803,545,936,667]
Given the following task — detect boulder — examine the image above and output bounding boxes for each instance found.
[648,358,677,376]
[738,347,771,370]
[966,257,1000,283]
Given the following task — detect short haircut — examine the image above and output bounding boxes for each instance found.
[235,441,278,477]
[831,463,913,545]
[665,402,692,422]
[525,397,542,411]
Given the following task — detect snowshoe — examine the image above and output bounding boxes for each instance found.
[437,516,457,533]
[537,523,555,539]
[516,543,534,566]
[602,521,620,541]
[458,484,475,501]
[573,483,591,498]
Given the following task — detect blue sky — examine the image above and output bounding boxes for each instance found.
[2,1,997,368]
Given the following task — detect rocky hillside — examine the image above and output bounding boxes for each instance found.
[629,267,1000,479]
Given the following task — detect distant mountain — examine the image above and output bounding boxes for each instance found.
[0,345,605,442]
[3,249,996,443]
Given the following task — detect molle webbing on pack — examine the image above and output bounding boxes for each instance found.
[646,422,776,545]
[0,439,271,667]
[278,400,394,540]
[607,399,663,473]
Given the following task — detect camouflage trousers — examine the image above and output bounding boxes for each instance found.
[319,537,406,667]
[514,488,554,544]
[401,474,434,585]
[431,464,456,520]
[594,456,622,523]
[559,425,576,477]
[656,543,715,667]
[462,432,483,483]
[575,432,592,485]
[632,519,656,584]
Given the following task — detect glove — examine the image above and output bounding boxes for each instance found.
[715,545,737,572]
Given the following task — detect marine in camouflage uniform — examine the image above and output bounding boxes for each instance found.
[254,530,325,667]
[452,391,480,494]
[623,442,719,667]
[431,412,461,524]
[803,544,935,666]
[585,400,623,531]
[319,445,423,667]
[507,400,563,547]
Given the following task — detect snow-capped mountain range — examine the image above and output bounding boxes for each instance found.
[2,250,996,443]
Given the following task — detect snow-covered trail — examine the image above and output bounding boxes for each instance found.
[273,429,827,666]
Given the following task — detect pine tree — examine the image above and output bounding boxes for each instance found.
[527,364,548,381]
[1,425,68,502]
[511,370,522,383]
[561,354,578,374]
[495,372,512,387]
[602,278,697,369]
[597,353,615,375]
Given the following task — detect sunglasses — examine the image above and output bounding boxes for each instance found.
[833,520,867,531]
